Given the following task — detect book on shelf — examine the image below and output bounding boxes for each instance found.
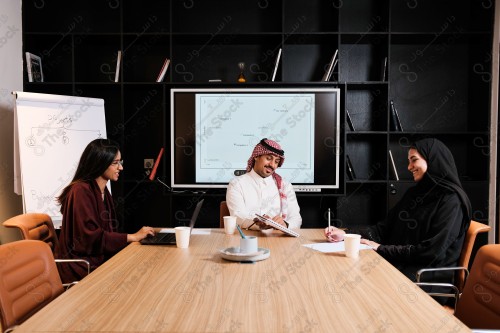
[346,109,355,131]
[25,52,44,82]
[346,154,357,180]
[388,150,399,181]
[114,50,122,83]
[381,56,388,82]
[390,100,403,131]
[271,48,282,82]
[156,58,170,82]
[322,49,338,82]
[330,59,338,81]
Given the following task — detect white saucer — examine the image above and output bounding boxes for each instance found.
[219,247,270,262]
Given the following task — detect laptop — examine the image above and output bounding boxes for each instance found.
[140,199,204,245]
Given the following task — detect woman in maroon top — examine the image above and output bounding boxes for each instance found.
[56,138,154,283]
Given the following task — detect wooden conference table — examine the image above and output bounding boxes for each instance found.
[16,229,470,332]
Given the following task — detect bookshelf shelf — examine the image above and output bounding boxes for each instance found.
[22,0,493,230]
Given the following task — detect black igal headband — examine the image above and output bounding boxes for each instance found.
[260,138,284,156]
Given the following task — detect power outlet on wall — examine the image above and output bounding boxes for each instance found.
[144,159,154,169]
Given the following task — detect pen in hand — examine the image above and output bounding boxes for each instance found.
[328,208,331,230]
[236,224,247,239]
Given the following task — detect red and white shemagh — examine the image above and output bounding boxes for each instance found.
[246,139,288,219]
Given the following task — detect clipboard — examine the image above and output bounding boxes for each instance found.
[255,214,300,237]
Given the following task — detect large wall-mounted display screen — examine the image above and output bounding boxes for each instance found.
[171,88,342,192]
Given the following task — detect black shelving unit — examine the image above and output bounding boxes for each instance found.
[22,0,494,233]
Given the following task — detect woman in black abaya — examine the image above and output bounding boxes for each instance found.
[325,138,472,282]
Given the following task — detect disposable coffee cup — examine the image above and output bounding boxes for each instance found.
[344,234,361,258]
[240,236,258,254]
[174,226,191,248]
[223,216,237,235]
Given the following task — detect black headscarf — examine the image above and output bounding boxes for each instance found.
[412,138,472,226]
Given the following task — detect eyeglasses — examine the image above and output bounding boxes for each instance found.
[111,160,124,166]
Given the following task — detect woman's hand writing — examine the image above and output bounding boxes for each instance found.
[324,226,345,242]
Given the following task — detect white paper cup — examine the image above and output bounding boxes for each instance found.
[174,226,191,248]
[223,216,237,235]
[240,236,258,254]
[344,234,361,258]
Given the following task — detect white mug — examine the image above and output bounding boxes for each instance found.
[240,236,258,254]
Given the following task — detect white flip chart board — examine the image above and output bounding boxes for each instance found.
[13,92,107,228]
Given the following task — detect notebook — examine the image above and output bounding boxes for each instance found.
[254,213,300,237]
[140,199,204,245]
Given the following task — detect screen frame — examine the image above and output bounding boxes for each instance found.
[170,87,342,192]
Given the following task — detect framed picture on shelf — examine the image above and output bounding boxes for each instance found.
[25,52,44,82]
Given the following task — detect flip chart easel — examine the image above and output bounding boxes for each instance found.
[13,91,107,228]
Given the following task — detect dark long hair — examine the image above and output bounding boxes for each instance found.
[57,138,120,211]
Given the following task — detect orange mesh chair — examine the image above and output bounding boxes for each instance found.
[3,213,90,288]
[220,201,230,228]
[454,244,500,329]
[0,240,64,332]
